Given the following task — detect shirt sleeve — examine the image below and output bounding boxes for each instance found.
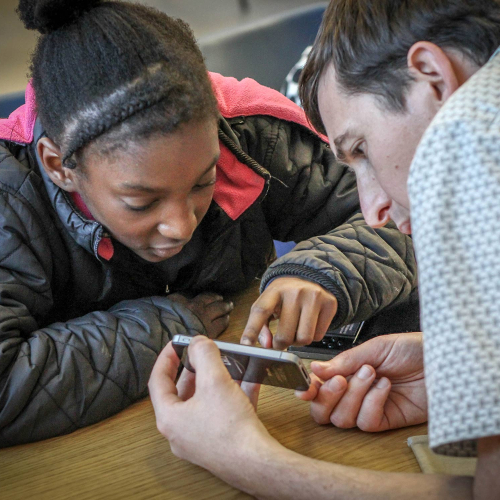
[408,59,500,456]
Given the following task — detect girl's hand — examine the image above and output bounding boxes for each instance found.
[240,277,337,350]
[169,292,234,339]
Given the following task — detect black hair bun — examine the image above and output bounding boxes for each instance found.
[17,0,102,34]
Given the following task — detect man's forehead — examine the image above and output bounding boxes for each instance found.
[318,66,349,126]
[319,62,337,87]
[318,69,352,154]
[318,65,373,156]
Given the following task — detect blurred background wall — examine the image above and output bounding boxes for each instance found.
[0,0,320,95]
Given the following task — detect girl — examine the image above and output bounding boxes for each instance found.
[0,0,416,446]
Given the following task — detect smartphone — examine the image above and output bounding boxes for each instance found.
[288,321,365,360]
[172,335,311,391]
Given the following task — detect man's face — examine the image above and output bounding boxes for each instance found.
[318,65,437,234]
[72,118,220,262]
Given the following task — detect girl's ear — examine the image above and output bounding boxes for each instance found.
[407,41,460,108]
[37,137,79,192]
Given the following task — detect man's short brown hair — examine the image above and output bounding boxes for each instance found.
[301,0,500,135]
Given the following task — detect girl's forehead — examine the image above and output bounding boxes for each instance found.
[84,121,220,185]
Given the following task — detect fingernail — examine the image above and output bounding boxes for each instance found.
[376,377,389,388]
[357,365,372,380]
[241,337,251,346]
[328,376,344,392]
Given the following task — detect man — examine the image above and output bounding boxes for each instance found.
[148,1,500,498]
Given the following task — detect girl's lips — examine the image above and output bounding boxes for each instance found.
[150,245,183,259]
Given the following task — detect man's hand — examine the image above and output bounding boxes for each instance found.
[168,292,233,339]
[240,277,337,350]
[148,336,273,475]
[297,332,427,432]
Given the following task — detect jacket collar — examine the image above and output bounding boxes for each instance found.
[33,118,110,261]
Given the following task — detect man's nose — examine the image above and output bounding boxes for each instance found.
[359,182,391,229]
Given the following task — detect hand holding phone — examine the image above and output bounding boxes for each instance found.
[172,335,311,391]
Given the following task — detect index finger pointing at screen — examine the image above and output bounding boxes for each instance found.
[240,289,281,346]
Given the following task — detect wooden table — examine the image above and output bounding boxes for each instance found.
[0,283,427,499]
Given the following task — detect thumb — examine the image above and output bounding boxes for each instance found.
[187,336,233,388]
[148,342,183,411]
[311,336,390,379]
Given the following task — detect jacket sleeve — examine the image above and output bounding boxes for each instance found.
[232,115,418,326]
[0,197,206,447]
[260,213,417,329]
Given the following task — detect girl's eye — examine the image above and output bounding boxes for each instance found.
[125,201,155,212]
[193,178,216,191]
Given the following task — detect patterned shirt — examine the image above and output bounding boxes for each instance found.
[408,50,500,456]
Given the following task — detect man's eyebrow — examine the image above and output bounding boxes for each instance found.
[119,154,220,192]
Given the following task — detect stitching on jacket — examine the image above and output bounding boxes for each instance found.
[80,328,130,416]
[0,304,24,339]
[355,224,368,282]
[21,343,134,430]
[315,221,413,282]
[0,239,23,265]
[0,150,31,182]
[265,117,281,169]
[0,169,43,217]
[0,188,52,251]
[340,247,411,279]
[0,231,47,266]
[35,380,78,432]
[43,337,135,401]
[35,312,187,366]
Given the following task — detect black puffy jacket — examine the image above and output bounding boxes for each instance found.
[0,76,417,446]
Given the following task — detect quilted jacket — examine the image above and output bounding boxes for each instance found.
[0,74,417,446]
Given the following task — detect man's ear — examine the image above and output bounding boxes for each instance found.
[37,137,79,192]
[407,41,460,108]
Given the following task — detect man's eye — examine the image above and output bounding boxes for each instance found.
[351,142,366,158]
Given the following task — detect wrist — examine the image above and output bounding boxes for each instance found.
[232,437,322,500]
[208,426,289,497]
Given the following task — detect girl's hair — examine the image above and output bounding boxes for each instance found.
[17,0,219,168]
[300,0,500,135]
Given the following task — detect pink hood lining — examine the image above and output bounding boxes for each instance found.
[0,73,328,146]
